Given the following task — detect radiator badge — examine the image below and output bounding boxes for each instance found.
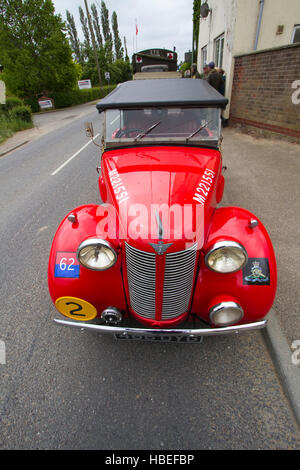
[149,210,173,255]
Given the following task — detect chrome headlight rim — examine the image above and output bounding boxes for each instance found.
[209,301,244,326]
[205,240,248,274]
[77,238,117,271]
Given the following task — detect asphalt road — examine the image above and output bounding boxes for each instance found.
[0,107,299,450]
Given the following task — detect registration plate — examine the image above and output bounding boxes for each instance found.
[114,332,203,343]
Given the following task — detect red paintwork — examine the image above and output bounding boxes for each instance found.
[192,206,277,325]
[101,146,222,252]
[48,145,277,327]
[48,205,127,316]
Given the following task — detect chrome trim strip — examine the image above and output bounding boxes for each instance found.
[54,318,267,336]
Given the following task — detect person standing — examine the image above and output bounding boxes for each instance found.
[218,68,226,96]
[207,61,223,92]
[191,63,200,79]
[199,64,209,80]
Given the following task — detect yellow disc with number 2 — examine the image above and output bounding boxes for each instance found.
[55,297,97,321]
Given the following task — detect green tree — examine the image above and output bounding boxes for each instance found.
[108,59,131,83]
[0,0,79,97]
[66,10,82,63]
[111,11,123,60]
[91,2,103,49]
[79,5,91,57]
[77,1,129,86]
[193,0,201,62]
[124,36,129,62]
[101,1,113,64]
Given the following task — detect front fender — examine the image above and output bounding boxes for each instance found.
[192,206,277,324]
[48,204,127,320]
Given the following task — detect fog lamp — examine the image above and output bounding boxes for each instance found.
[209,301,244,326]
[101,307,122,324]
[205,241,247,273]
[77,238,117,271]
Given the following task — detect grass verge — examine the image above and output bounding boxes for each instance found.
[0,113,33,145]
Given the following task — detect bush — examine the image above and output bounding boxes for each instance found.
[108,60,132,83]
[47,85,116,109]
[9,104,32,123]
[23,96,40,113]
[23,85,117,112]
[0,96,24,113]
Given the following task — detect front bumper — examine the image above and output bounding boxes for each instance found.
[54,318,267,339]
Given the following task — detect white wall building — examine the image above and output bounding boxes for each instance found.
[0,80,5,105]
[197,0,300,118]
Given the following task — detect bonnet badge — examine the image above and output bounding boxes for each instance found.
[149,210,173,255]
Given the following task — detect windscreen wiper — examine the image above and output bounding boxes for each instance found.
[134,121,161,141]
[186,120,212,141]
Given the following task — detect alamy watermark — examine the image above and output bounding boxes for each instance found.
[94,202,205,247]
[291,340,300,366]
[291,80,300,105]
[0,340,5,365]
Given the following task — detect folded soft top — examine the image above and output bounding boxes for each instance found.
[96,78,228,113]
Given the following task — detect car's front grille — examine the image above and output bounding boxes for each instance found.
[125,242,197,320]
[162,247,198,319]
[125,244,156,319]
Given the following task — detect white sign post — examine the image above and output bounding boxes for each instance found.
[0,80,5,105]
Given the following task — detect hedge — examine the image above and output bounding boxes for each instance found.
[1,97,24,111]
[9,104,32,123]
[24,85,116,112]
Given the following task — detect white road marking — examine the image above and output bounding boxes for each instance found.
[51,133,100,175]
[38,225,48,233]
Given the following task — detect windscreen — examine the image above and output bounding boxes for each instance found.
[105,108,221,145]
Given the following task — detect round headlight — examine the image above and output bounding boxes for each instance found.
[209,301,244,326]
[205,241,247,273]
[77,239,117,271]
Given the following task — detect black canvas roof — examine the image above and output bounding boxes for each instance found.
[96,79,228,113]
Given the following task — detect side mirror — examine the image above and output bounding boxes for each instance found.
[85,121,94,138]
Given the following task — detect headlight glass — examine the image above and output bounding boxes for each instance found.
[205,241,247,273]
[77,239,117,271]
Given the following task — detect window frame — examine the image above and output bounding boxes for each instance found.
[201,45,208,67]
[214,33,225,68]
[291,25,300,44]
[104,107,222,148]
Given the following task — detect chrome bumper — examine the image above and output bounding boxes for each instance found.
[54,318,267,338]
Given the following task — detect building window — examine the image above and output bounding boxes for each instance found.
[292,25,300,44]
[214,34,224,68]
[201,45,207,66]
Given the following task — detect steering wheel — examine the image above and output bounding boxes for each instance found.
[116,128,144,138]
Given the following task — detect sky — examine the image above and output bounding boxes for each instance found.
[52,0,194,64]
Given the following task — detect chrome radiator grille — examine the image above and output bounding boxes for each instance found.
[162,246,197,319]
[125,243,197,320]
[125,244,156,319]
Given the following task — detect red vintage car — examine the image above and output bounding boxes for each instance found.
[48,79,277,342]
